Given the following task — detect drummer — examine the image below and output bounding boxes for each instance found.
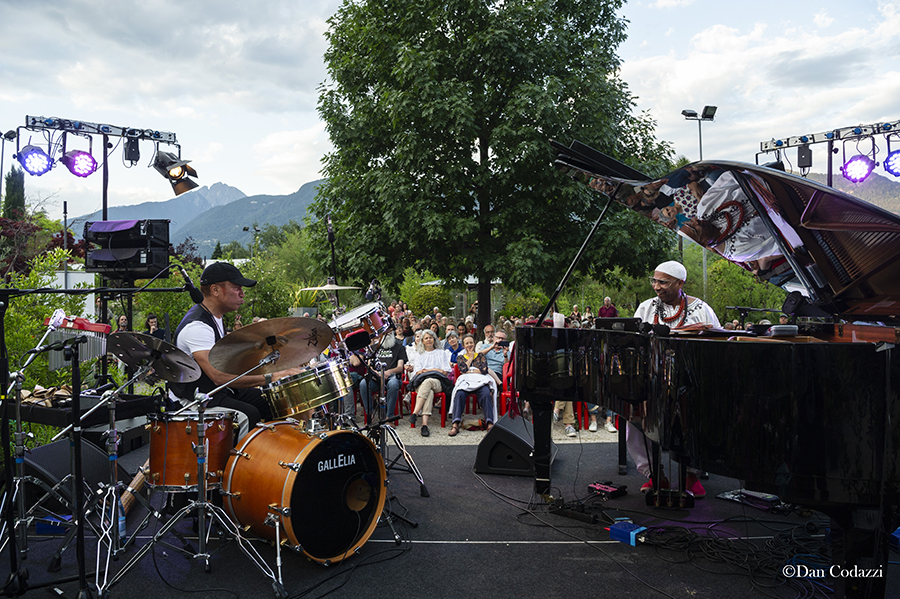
[169,262,302,437]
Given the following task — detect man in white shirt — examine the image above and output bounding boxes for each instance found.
[630,260,718,499]
[169,262,302,437]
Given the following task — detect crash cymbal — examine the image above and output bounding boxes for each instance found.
[107,332,201,383]
[208,317,333,375]
[300,283,362,291]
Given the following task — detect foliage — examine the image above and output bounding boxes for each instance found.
[408,285,452,317]
[173,236,204,267]
[220,240,250,260]
[234,257,295,323]
[1,249,96,391]
[3,166,25,219]
[706,259,788,324]
[132,256,202,334]
[267,227,322,285]
[211,240,224,259]
[312,0,674,331]
[397,268,439,306]
[498,288,550,319]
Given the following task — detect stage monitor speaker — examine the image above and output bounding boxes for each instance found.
[474,413,557,477]
[20,438,129,512]
[83,219,169,248]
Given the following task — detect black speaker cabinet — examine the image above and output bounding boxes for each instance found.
[474,414,558,477]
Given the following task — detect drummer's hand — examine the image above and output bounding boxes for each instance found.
[275,365,305,379]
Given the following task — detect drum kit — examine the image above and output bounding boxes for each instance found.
[94,301,423,596]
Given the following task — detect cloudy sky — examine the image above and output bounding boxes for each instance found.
[1,0,898,223]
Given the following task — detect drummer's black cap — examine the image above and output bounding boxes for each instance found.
[200,262,257,287]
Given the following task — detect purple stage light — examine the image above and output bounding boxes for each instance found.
[884,150,900,177]
[60,150,98,177]
[841,155,875,183]
[16,145,53,176]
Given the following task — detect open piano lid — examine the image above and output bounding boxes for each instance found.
[553,140,900,321]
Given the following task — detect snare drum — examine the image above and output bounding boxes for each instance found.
[223,424,386,564]
[329,302,392,350]
[262,360,352,419]
[147,411,234,491]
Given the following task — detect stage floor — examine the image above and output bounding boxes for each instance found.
[4,417,899,599]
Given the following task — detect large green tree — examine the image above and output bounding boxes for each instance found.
[313,0,674,327]
[3,166,25,220]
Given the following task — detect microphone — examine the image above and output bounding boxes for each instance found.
[178,266,205,304]
[344,330,371,352]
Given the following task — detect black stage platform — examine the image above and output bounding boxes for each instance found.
[4,437,899,599]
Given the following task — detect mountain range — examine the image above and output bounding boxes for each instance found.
[76,179,324,258]
[75,168,900,259]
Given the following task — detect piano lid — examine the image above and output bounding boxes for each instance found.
[553,140,900,321]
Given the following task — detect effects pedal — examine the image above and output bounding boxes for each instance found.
[588,480,627,500]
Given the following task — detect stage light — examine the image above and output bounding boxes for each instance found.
[884,150,900,177]
[153,150,199,195]
[60,149,97,177]
[16,144,53,176]
[841,155,875,183]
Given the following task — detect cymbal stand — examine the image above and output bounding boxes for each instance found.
[362,352,429,499]
[108,352,286,599]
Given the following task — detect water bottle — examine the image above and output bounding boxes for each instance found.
[116,497,127,539]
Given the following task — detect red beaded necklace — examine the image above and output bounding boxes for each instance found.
[654,293,688,328]
[713,200,746,244]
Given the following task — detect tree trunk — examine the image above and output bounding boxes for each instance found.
[477,279,492,336]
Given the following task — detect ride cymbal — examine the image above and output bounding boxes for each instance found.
[208,317,333,375]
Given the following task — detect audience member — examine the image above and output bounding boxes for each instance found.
[448,334,497,437]
[408,330,452,437]
[597,297,618,318]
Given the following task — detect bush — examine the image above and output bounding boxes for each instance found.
[408,285,452,317]
[498,289,550,319]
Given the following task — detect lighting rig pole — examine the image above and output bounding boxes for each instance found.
[681,106,717,300]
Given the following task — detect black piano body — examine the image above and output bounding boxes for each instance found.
[517,325,900,508]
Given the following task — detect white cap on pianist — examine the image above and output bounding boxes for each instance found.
[655,260,687,282]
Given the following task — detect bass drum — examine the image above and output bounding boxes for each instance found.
[223,423,386,564]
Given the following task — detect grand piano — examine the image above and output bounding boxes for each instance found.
[517,141,900,598]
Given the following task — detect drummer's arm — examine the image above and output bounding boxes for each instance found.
[192,350,301,389]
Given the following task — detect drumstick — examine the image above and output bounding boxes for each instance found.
[120,459,149,515]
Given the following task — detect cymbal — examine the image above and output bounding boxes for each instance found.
[300,284,361,291]
[107,332,201,383]
[208,317,333,375]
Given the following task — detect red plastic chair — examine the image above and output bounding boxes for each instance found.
[500,359,515,416]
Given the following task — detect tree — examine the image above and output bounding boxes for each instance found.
[3,166,25,220]
[211,240,224,259]
[313,0,674,330]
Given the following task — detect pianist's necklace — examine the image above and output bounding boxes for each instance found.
[710,200,747,244]
[654,293,687,328]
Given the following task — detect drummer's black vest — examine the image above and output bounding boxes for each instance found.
[168,304,221,400]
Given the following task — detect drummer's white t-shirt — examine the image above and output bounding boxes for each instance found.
[176,317,224,357]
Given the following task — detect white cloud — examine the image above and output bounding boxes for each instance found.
[813,11,835,27]
[252,124,333,191]
[620,3,900,164]
[651,0,696,7]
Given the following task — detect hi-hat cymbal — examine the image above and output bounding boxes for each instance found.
[208,317,333,375]
[107,332,201,383]
[300,284,361,291]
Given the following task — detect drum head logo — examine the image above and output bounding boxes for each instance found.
[318,453,357,472]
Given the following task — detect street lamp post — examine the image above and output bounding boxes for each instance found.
[242,225,260,258]
[681,105,717,160]
[681,106,717,300]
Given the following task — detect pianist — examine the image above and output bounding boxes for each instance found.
[630,260,719,498]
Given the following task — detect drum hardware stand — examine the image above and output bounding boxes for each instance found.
[108,353,287,599]
[47,366,160,591]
